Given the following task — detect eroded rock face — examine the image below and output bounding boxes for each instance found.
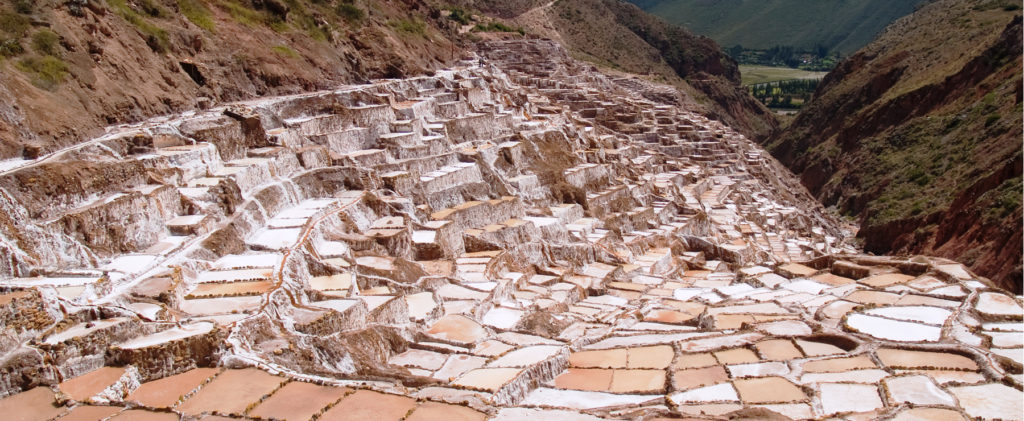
[0,39,1020,420]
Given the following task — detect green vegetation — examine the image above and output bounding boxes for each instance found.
[739,65,827,86]
[0,9,29,58]
[729,45,841,71]
[178,0,216,31]
[107,0,170,51]
[748,78,820,109]
[741,65,825,109]
[336,2,365,24]
[447,6,472,25]
[216,0,288,32]
[282,0,330,41]
[0,10,30,37]
[271,44,300,58]
[981,177,1022,222]
[628,0,921,55]
[390,18,426,36]
[30,30,60,56]
[15,55,68,90]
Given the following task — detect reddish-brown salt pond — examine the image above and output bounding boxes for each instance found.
[176,368,286,416]
[58,366,127,402]
[249,381,349,421]
[0,387,67,421]
[405,401,487,421]
[127,367,220,408]
[55,405,121,420]
[319,390,417,421]
[108,409,179,420]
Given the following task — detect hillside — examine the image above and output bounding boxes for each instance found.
[629,0,921,55]
[0,0,778,159]
[457,0,779,140]
[0,0,462,159]
[765,0,1023,292]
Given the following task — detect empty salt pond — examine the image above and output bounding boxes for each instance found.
[845,313,942,341]
[115,322,214,349]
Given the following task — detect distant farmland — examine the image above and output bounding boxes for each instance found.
[739,65,828,86]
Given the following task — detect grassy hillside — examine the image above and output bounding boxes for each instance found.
[766,0,1022,292]
[0,0,463,158]
[629,0,921,55]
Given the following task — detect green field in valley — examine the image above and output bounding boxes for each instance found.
[739,65,829,86]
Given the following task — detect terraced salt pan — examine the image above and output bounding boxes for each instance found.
[115,322,214,349]
[489,345,564,367]
[669,382,739,404]
[949,383,1024,421]
[818,383,883,415]
[102,255,158,274]
[845,314,941,341]
[249,228,303,250]
[883,375,955,406]
[864,305,952,325]
[976,292,1024,318]
[179,296,262,315]
[213,253,280,269]
[521,388,660,409]
[482,307,524,330]
[43,318,129,345]
[798,369,889,384]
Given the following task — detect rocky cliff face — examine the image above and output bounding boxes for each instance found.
[765,0,1023,292]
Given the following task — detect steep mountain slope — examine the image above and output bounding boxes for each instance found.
[0,0,460,159]
[459,0,779,140]
[629,0,921,55]
[765,0,1022,292]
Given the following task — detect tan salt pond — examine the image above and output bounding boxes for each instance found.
[673,365,728,390]
[794,339,846,356]
[176,368,286,415]
[405,401,488,421]
[732,377,806,403]
[610,369,666,393]
[644,309,698,324]
[713,348,759,364]
[801,355,876,372]
[627,345,674,369]
[319,390,416,421]
[56,405,122,420]
[859,273,915,288]
[755,339,804,360]
[674,353,718,369]
[554,368,613,391]
[845,290,900,305]
[309,273,352,291]
[426,314,487,344]
[0,387,67,421]
[811,273,854,286]
[452,368,523,392]
[58,366,127,402]
[876,348,978,370]
[108,409,179,420]
[127,367,220,408]
[249,381,349,421]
